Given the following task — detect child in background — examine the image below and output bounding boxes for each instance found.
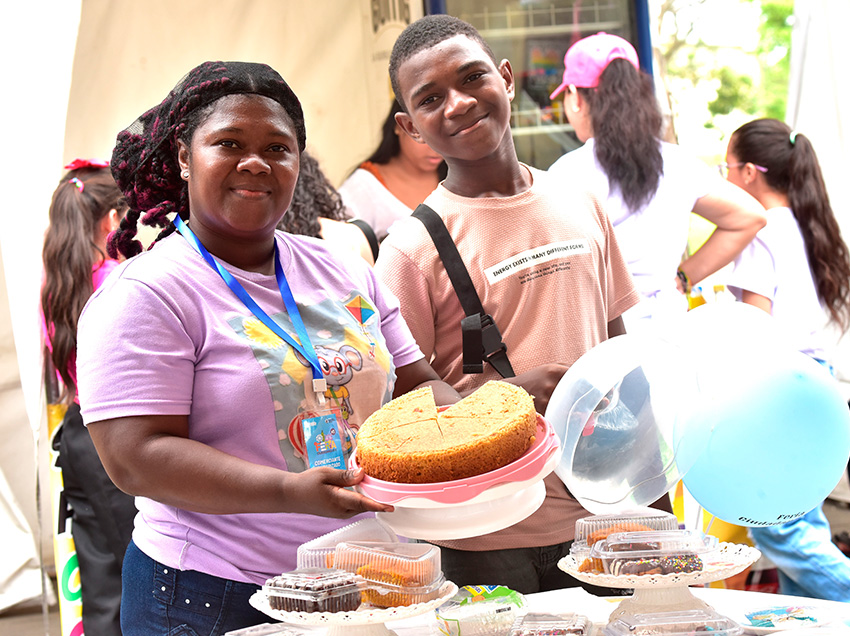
[41,159,136,636]
[724,118,850,601]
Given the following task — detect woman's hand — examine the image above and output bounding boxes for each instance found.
[682,178,766,285]
[285,467,393,518]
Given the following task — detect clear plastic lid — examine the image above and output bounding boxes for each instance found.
[333,541,442,588]
[262,568,364,613]
[296,517,398,569]
[510,612,591,635]
[362,574,447,608]
[603,609,743,636]
[588,529,718,576]
[572,510,679,551]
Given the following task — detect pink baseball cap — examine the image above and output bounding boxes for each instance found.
[550,32,639,100]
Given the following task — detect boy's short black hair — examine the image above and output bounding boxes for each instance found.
[389,14,497,111]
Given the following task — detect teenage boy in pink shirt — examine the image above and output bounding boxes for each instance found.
[375,14,658,593]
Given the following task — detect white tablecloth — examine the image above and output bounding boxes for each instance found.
[240,586,850,635]
[384,586,850,635]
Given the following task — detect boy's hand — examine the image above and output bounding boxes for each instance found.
[505,363,569,414]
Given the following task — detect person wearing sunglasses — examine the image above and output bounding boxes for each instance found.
[723,117,850,602]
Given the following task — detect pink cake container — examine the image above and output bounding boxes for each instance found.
[349,414,561,541]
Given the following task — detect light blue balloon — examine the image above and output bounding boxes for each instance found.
[679,349,850,527]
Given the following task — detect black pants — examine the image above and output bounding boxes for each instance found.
[57,403,136,636]
[422,540,629,596]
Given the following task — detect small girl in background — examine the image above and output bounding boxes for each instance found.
[41,159,136,636]
[724,118,850,601]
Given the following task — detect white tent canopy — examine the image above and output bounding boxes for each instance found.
[788,0,850,386]
[0,0,419,611]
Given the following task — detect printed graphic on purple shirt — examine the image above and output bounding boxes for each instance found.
[228,291,393,473]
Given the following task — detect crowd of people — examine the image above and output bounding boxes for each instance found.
[38,14,850,636]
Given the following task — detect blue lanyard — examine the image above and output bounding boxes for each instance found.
[173,216,327,396]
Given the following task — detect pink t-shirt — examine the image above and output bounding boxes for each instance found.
[77,231,423,584]
[375,166,639,550]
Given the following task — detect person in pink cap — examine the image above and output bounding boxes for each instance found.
[549,32,766,334]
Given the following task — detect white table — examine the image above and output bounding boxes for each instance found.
[383,586,850,635]
[243,586,850,635]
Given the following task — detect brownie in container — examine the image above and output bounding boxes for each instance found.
[263,568,363,613]
[589,529,717,576]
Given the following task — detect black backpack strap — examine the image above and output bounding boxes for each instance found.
[347,218,380,262]
[412,204,515,378]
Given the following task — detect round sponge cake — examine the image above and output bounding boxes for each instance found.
[356,381,537,483]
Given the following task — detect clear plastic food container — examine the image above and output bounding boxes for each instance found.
[588,529,718,576]
[296,517,398,569]
[509,612,591,635]
[570,510,680,562]
[262,568,364,613]
[603,608,743,636]
[435,585,526,635]
[333,541,444,607]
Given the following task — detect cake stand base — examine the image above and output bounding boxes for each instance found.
[608,585,712,620]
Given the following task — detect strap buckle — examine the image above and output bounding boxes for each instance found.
[460,313,514,377]
[480,313,508,360]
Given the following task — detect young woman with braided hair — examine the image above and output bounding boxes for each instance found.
[75,61,460,635]
[278,148,378,264]
[41,160,136,636]
[723,118,850,601]
[548,32,765,334]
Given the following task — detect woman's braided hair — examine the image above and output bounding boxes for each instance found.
[109,61,306,259]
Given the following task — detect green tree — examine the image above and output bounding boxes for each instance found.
[653,0,793,133]
[754,0,793,120]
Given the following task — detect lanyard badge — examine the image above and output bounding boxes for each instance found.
[299,406,349,469]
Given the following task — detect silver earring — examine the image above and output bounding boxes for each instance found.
[181,170,190,179]
[571,105,580,113]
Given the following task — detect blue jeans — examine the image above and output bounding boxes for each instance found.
[750,504,850,602]
[121,540,271,635]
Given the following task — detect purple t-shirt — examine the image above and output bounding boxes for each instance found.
[77,231,422,585]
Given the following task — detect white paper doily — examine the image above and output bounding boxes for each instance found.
[249,580,457,635]
[558,542,760,588]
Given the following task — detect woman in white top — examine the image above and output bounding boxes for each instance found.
[339,100,446,242]
[723,117,850,601]
[548,32,765,333]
